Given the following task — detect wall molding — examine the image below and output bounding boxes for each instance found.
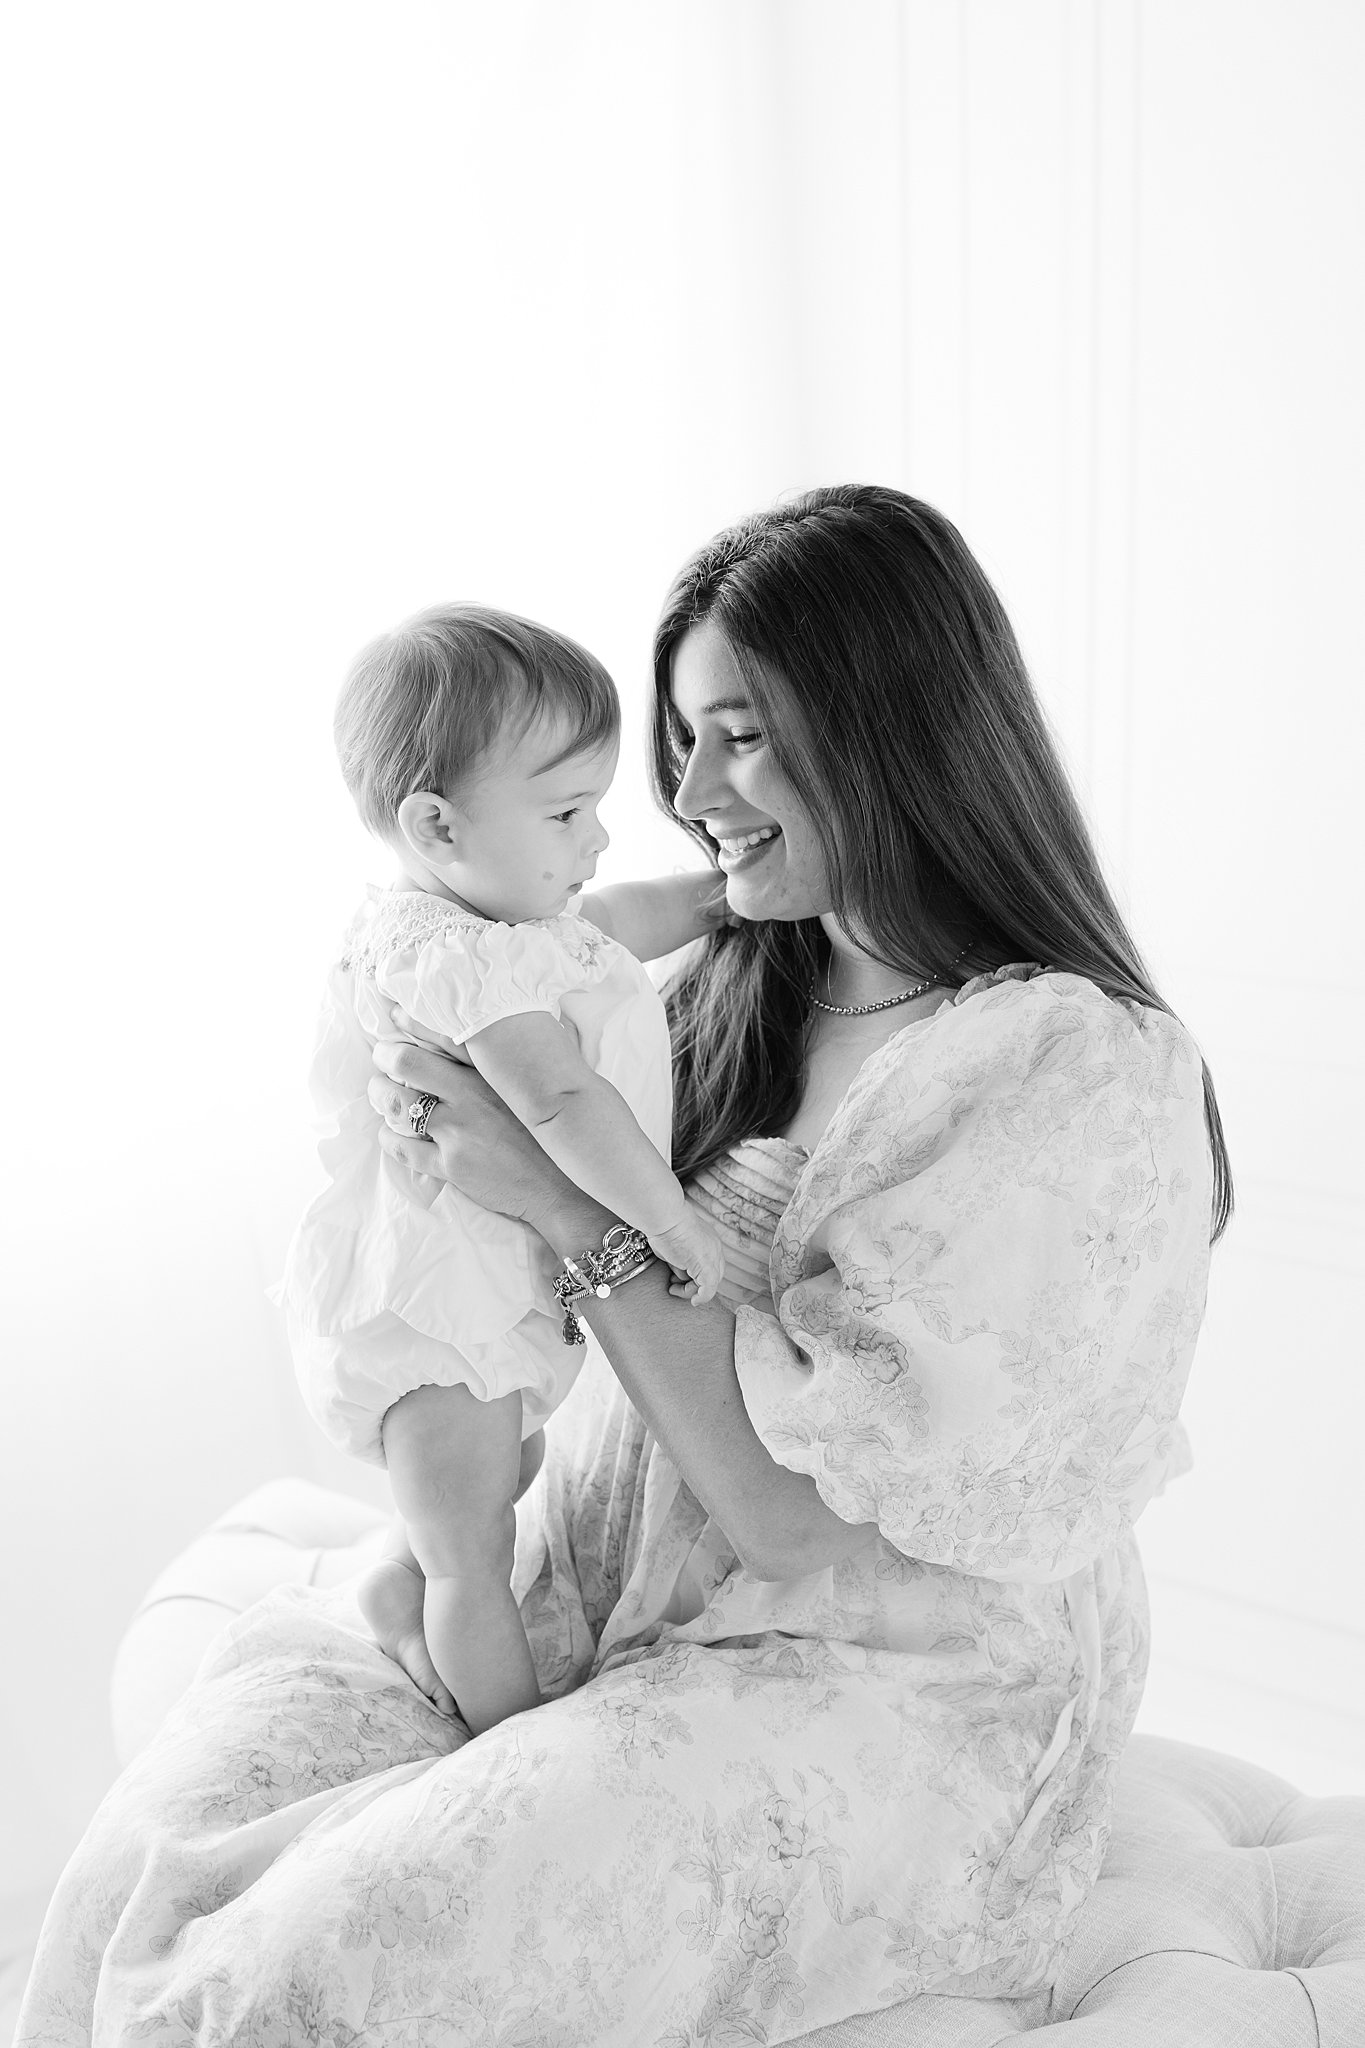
[1142,1570,1365,1791]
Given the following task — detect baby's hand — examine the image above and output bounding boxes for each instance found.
[648,1203,726,1307]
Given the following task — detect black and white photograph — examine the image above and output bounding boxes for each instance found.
[3,2,1363,2041]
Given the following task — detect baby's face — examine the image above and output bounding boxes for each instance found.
[447,714,617,923]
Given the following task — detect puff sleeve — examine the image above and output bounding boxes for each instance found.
[372,915,609,1045]
[735,971,1213,1583]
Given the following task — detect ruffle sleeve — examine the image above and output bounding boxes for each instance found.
[372,913,612,1046]
[735,970,1213,1583]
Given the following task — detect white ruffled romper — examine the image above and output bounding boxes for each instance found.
[278,888,673,1464]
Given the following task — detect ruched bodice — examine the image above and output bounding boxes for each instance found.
[685,1135,808,1312]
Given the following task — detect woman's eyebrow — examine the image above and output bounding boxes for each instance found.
[700,696,752,716]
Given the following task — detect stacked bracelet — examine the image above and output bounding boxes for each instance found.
[552,1222,657,1346]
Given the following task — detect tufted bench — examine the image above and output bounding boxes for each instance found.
[107,1481,1365,2045]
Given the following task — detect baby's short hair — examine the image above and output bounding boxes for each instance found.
[335,603,620,838]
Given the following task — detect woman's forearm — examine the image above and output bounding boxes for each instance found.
[367,1047,873,1579]
[539,1195,876,1580]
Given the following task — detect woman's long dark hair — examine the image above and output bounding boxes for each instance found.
[651,484,1232,1240]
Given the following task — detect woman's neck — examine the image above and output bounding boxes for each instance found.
[771,922,953,1154]
[817,921,935,1009]
[779,987,945,1152]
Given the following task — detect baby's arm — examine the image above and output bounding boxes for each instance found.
[463,1009,724,1301]
[578,869,731,962]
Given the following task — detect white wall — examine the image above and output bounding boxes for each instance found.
[0,0,914,1916]
[897,0,1365,1793]
[3,0,1361,1918]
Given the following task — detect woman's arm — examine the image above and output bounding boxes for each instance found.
[546,1236,874,1579]
[370,1043,876,1580]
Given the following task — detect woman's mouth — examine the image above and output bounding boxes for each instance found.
[713,825,781,871]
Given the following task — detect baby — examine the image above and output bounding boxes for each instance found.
[278,603,725,1734]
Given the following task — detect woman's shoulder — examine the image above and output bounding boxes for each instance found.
[818,962,1205,1166]
[786,962,1211,1241]
[919,962,1203,1093]
[947,958,1179,1024]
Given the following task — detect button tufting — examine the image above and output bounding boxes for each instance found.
[107,1486,1365,2045]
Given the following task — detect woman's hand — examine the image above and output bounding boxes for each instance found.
[369,1017,602,1244]
[373,1011,870,1581]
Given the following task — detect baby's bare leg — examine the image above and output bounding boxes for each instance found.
[381,1383,540,1736]
[516,1426,545,1499]
[356,1426,546,1719]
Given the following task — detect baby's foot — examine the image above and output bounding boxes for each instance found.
[356,1558,459,1719]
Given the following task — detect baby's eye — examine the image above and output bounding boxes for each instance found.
[551,808,580,824]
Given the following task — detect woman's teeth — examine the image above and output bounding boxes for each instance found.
[716,826,779,855]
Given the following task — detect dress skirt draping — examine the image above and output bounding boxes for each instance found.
[17,969,1212,2047]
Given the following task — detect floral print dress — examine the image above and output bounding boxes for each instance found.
[17,968,1213,2048]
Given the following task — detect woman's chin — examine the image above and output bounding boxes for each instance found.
[716,833,783,910]
[718,845,827,925]
[716,874,762,919]
[724,878,806,924]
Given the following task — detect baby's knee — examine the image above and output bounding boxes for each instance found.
[382,1384,521,1490]
[411,1493,518,1583]
[381,1384,522,1573]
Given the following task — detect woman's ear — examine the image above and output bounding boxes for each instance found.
[395,790,464,866]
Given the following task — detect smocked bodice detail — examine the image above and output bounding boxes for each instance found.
[685,1135,808,1314]
[339,886,608,978]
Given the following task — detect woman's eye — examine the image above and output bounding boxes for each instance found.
[672,722,760,756]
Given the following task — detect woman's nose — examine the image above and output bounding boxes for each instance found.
[673,743,720,820]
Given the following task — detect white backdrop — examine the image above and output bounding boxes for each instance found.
[3,0,1362,1924]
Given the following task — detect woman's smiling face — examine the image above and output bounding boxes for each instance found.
[669,619,833,924]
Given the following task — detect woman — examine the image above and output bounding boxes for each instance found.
[18,486,1225,2046]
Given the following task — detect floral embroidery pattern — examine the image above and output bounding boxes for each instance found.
[17,970,1212,2048]
[340,887,609,980]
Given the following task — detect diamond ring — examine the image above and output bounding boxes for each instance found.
[407,1092,440,1140]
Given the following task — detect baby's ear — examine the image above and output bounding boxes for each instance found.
[395,790,461,862]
